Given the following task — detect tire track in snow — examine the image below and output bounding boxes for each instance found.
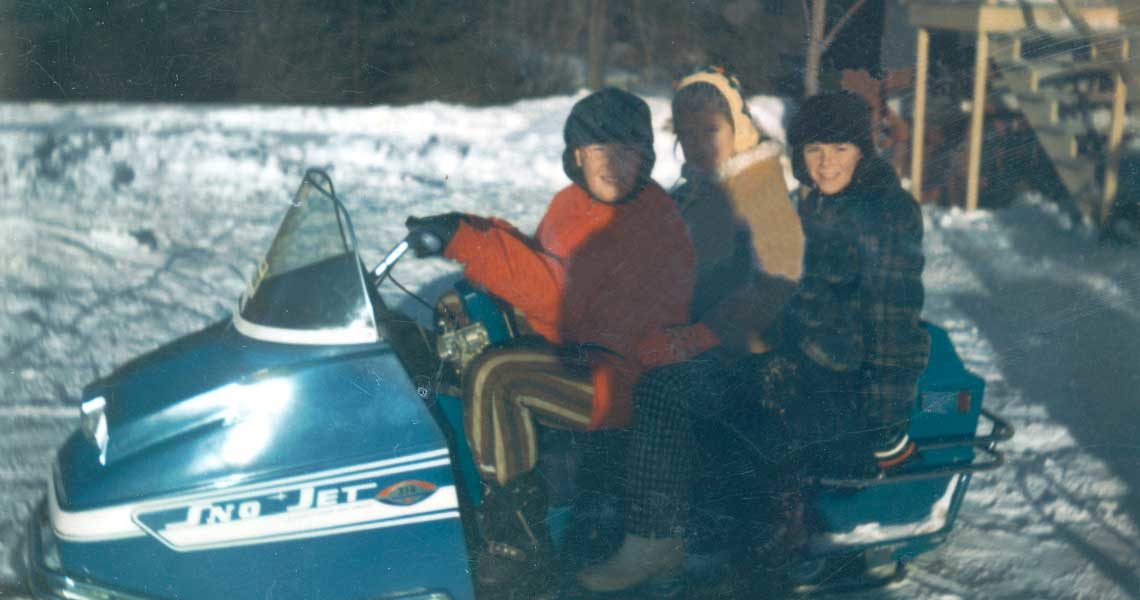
[888,209,1140,600]
[0,406,75,419]
[0,216,165,268]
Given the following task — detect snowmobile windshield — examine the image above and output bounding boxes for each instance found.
[233,170,380,345]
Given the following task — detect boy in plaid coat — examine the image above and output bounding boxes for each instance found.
[779,90,930,469]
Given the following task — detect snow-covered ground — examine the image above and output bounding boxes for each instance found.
[1,96,1138,599]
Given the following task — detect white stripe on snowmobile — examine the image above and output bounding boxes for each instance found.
[151,486,460,552]
[50,448,450,542]
[231,308,380,346]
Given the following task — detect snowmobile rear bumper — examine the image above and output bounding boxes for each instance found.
[816,408,1015,489]
[24,500,151,600]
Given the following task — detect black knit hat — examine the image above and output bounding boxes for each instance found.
[787,91,875,186]
[562,88,656,198]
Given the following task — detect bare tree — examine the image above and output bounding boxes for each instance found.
[632,0,655,79]
[802,0,868,96]
[587,0,607,90]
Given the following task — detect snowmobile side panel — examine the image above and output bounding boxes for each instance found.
[37,461,474,599]
[435,392,483,507]
[46,343,476,599]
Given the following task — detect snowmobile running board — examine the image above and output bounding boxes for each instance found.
[816,409,1014,489]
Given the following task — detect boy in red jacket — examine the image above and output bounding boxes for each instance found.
[405,88,695,595]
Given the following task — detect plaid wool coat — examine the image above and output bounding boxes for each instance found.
[784,156,930,431]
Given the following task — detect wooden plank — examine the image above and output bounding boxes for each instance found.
[1035,128,1079,158]
[1102,63,1127,224]
[988,33,1022,62]
[1091,35,1130,61]
[912,27,930,203]
[908,3,979,31]
[999,65,1039,94]
[1019,88,1119,108]
[1054,159,1096,190]
[1017,93,1060,125]
[1027,57,1118,83]
[966,29,989,212]
[909,3,1119,32]
[982,4,1120,32]
[1053,158,1099,222]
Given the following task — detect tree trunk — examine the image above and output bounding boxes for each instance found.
[237,2,266,101]
[351,0,363,100]
[0,15,17,98]
[633,0,654,78]
[587,0,607,90]
[804,0,826,96]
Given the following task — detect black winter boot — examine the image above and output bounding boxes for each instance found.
[752,473,811,572]
[473,471,557,599]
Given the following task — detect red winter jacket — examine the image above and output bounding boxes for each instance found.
[444,182,695,429]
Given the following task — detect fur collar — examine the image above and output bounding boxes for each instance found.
[716,141,783,181]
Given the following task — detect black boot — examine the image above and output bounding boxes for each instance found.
[751,471,811,572]
[474,471,557,598]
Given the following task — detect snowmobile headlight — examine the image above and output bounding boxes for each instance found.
[80,396,108,463]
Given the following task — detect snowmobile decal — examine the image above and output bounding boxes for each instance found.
[376,480,439,506]
[135,483,458,552]
[50,448,451,545]
[921,390,969,415]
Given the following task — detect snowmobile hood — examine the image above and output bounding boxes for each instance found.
[77,317,388,469]
[57,315,445,510]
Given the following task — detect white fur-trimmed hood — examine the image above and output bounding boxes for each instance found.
[716,141,784,181]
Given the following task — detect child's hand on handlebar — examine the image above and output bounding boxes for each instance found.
[405,213,466,257]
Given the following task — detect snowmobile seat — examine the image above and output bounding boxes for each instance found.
[431,283,1015,592]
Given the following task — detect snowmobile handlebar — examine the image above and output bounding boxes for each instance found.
[816,409,1014,489]
[369,238,412,286]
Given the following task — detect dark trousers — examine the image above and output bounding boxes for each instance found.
[623,348,862,538]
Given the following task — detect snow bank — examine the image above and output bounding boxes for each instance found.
[1,97,1138,599]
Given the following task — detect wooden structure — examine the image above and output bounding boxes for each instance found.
[908,0,1131,225]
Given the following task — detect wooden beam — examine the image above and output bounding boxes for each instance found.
[908,2,1118,33]
[908,3,979,31]
[1036,128,1079,159]
[966,29,989,212]
[1054,0,1132,225]
[1103,48,1128,224]
[1054,159,1099,221]
[987,33,1021,63]
[911,27,929,203]
[1017,94,1059,125]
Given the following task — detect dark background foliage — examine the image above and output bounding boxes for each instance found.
[0,0,883,104]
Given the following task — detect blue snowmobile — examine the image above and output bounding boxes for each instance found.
[23,170,1012,599]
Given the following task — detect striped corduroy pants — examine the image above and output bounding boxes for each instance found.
[463,345,595,486]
